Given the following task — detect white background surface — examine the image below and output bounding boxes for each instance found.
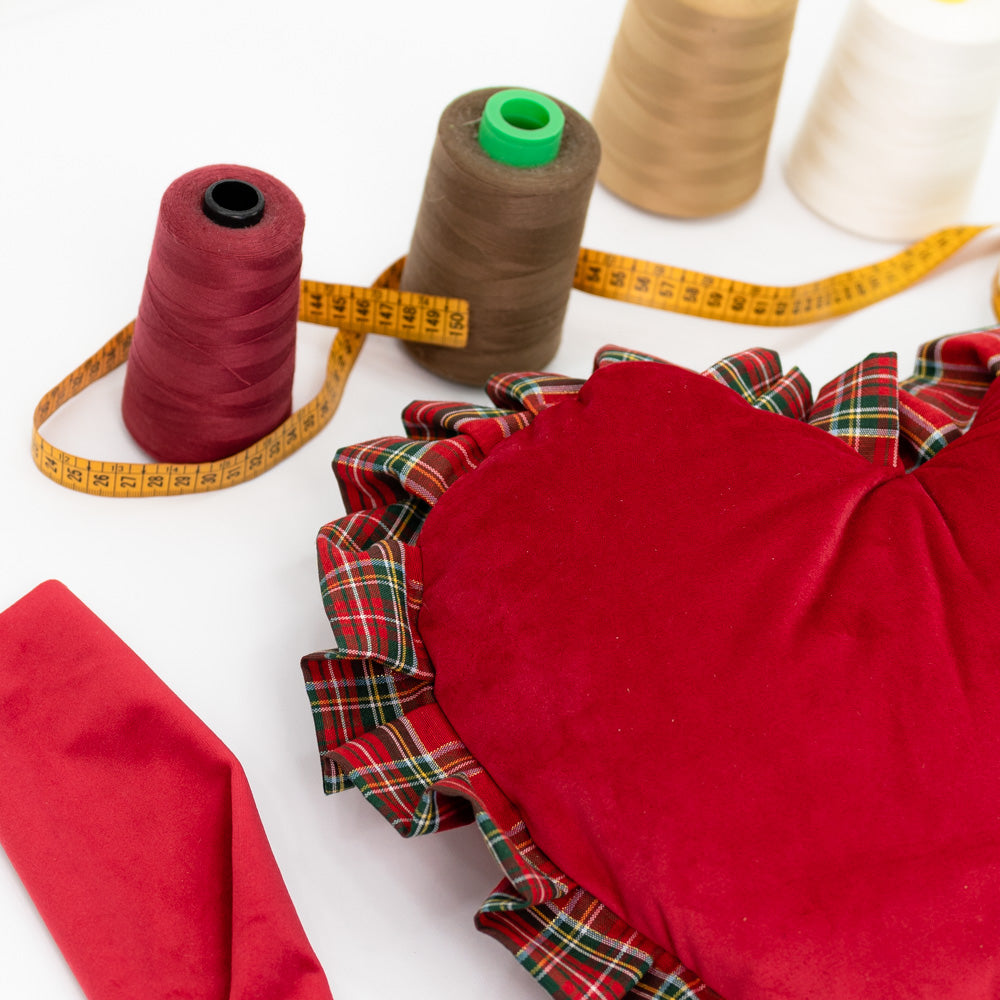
[2,1,999,997]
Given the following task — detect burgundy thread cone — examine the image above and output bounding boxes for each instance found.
[122,165,305,463]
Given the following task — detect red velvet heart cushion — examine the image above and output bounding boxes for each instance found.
[303,333,1000,1000]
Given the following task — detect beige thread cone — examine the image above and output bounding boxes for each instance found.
[592,0,799,218]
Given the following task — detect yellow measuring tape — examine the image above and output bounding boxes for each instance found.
[576,224,997,324]
[33,225,1000,498]
[32,261,467,498]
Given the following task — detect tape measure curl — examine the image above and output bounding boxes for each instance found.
[33,222,999,498]
[32,260,468,498]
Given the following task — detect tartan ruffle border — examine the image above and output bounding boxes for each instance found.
[302,332,1000,1000]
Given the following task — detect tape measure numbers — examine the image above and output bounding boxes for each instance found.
[299,274,469,347]
[33,226,1000,498]
[32,266,468,498]
[575,225,995,324]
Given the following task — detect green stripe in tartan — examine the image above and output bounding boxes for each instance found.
[334,439,411,511]
[348,437,436,489]
[533,906,647,995]
[906,328,1000,386]
[514,906,649,998]
[702,350,782,405]
[630,963,721,1000]
[303,659,400,792]
[808,353,899,466]
[334,436,460,510]
[753,368,812,419]
[895,331,1000,466]
[337,433,488,506]
[475,810,569,906]
[479,888,718,1000]
[479,883,524,913]
[487,371,586,414]
[402,400,524,437]
[595,347,669,368]
[319,539,425,676]
[479,886,660,1000]
[902,423,952,466]
[323,768,346,795]
[326,706,479,836]
[338,736,468,836]
[353,756,449,835]
[321,498,428,553]
[811,355,899,432]
[301,654,434,794]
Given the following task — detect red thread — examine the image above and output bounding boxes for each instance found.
[121,164,305,463]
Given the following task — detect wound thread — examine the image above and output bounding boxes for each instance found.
[591,0,799,218]
[400,86,601,386]
[786,0,1000,241]
[121,164,305,463]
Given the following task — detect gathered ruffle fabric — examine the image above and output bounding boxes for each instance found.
[302,329,1000,1000]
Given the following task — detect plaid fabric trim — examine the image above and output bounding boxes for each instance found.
[402,399,533,456]
[487,371,587,415]
[597,345,812,421]
[905,327,1000,398]
[630,962,722,1000]
[595,347,669,368]
[808,353,900,467]
[471,808,570,906]
[896,393,957,468]
[303,644,714,1000]
[333,437,411,512]
[752,369,812,419]
[317,537,429,677]
[319,498,428,553]
[898,328,1000,466]
[305,332,1000,1000]
[334,433,487,510]
[305,649,570,893]
[702,349,783,403]
[402,399,531,439]
[477,883,721,1000]
[335,437,436,504]
[301,654,434,793]
[329,705,478,835]
[701,350,814,421]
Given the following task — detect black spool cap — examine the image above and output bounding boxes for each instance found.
[202,178,265,228]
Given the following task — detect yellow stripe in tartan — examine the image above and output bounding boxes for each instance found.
[635,967,712,1000]
[321,542,421,674]
[812,409,896,431]
[350,750,445,791]
[517,897,650,988]
[703,353,778,404]
[597,347,666,367]
[476,813,566,903]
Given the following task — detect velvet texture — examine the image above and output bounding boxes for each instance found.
[418,359,1000,999]
[0,581,332,1000]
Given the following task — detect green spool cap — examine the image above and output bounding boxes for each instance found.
[478,88,566,168]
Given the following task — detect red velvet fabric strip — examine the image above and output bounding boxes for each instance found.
[0,581,332,1000]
